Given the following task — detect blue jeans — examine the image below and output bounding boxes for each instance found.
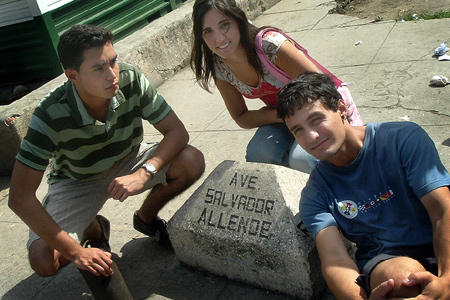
[245,123,318,173]
[288,143,318,174]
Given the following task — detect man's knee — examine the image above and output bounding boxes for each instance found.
[370,256,424,298]
[29,239,65,277]
[174,145,205,179]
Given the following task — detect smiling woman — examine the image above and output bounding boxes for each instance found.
[200,8,242,60]
[190,0,363,174]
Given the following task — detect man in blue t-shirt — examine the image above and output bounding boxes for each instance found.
[276,72,450,300]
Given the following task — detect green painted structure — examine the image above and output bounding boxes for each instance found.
[0,0,183,86]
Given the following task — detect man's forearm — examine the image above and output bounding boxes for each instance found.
[324,264,368,300]
[433,209,450,278]
[10,195,82,262]
[151,128,188,169]
[316,227,369,300]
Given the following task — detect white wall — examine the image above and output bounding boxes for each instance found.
[0,0,74,27]
[27,0,73,16]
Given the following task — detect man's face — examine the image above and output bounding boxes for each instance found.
[285,100,347,163]
[67,42,119,104]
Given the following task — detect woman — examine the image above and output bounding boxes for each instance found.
[190,0,363,173]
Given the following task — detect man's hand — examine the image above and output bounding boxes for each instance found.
[398,271,450,300]
[73,247,114,277]
[369,279,395,300]
[107,170,149,201]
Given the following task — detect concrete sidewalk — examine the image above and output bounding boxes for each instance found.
[1,0,450,299]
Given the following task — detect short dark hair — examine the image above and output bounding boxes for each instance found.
[57,24,114,71]
[276,72,342,120]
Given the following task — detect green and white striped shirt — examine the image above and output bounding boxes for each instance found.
[17,62,171,183]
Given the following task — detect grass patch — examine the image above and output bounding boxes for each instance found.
[399,10,450,21]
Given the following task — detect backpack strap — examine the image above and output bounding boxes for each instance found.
[255,27,343,87]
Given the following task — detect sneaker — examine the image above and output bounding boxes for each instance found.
[133,211,170,245]
[84,215,111,252]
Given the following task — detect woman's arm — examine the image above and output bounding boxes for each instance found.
[274,40,319,79]
[215,78,283,129]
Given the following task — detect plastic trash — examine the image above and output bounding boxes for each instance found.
[434,43,449,56]
[438,54,450,61]
[400,115,410,121]
[429,75,449,87]
[355,41,362,46]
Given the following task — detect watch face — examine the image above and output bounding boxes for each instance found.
[143,163,157,174]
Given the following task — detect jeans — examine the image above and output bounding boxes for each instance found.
[245,123,318,173]
[288,143,318,173]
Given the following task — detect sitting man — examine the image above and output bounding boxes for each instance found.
[8,24,205,280]
[276,72,450,299]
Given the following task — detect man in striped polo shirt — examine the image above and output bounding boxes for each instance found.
[8,24,205,281]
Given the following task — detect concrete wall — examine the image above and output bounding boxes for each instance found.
[0,0,281,175]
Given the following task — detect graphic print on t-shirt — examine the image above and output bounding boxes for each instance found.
[337,187,395,219]
[337,200,358,219]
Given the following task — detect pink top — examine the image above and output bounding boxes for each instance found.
[214,31,287,107]
[214,30,364,125]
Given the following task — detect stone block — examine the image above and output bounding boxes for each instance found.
[0,75,64,175]
[0,115,22,175]
[0,98,42,175]
[168,160,325,300]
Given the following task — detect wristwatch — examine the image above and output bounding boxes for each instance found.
[141,163,158,175]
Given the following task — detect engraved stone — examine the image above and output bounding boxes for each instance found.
[167,160,325,299]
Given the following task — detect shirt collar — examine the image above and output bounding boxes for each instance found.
[71,84,95,125]
[66,81,125,126]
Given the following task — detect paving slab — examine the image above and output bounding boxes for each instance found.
[372,19,450,63]
[299,22,397,68]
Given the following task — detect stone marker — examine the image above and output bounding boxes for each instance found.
[0,75,65,175]
[0,113,23,175]
[167,160,326,299]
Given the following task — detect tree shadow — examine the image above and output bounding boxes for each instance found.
[117,238,297,300]
[2,237,296,300]
[1,247,158,300]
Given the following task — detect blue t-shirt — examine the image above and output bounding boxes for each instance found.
[300,122,450,269]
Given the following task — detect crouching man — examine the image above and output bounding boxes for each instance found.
[8,24,205,293]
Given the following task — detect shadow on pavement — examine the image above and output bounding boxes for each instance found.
[1,237,295,300]
[0,176,10,193]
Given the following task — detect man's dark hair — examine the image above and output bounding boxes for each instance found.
[57,24,114,71]
[276,72,342,120]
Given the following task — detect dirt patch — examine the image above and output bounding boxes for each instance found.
[332,0,450,21]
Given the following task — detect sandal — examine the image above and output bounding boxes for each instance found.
[84,215,111,252]
[133,211,170,245]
